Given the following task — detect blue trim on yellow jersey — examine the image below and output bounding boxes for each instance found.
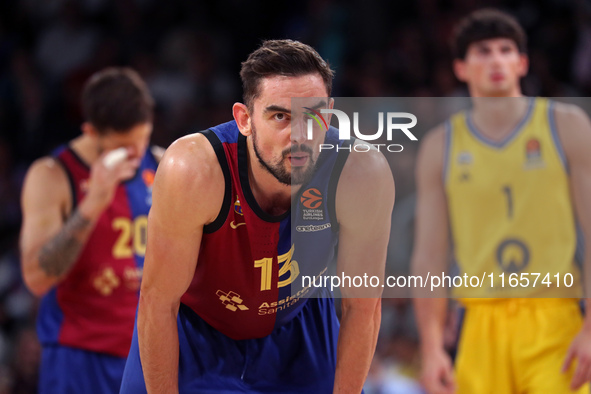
[548,100,568,172]
[547,99,579,265]
[443,120,452,183]
[576,223,585,269]
[466,98,534,149]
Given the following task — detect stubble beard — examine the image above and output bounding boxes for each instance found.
[251,122,316,186]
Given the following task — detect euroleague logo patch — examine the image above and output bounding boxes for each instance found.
[524,138,545,170]
[301,188,323,209]
[300,188,324,221]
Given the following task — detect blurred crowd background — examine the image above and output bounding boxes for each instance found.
[0,0,590,392]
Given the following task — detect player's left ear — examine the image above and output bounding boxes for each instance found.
[453,59,468,83]
[82,122,100,139]
[233,103,252,137]
[517,53,529,78]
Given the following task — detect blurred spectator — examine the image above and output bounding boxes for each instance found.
[34,1,100,81]
[10,327,39,394]
[0,140,21,235]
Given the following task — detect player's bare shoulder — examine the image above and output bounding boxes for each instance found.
[421,123,447,147]
[159,133,221,184]
[341,140,393,184]
[552,101,591,131]
[25,156,70,189]
[22,156,72,217]
[419,124,446,166]
[551,101,591,161]
[336,140,395,222]
[551,100,588,118]
[154,132,225,225]
[415,123,447,183]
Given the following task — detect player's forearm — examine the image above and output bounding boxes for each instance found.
[24,207,97,295]
[37,193,112,274]
[333,298,381,394]
[138,292,180,393]
[411,250,449,353]
[38,207,95,275]
[414,297,447,353]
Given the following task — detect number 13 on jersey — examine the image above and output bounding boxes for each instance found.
[254,245,300,291]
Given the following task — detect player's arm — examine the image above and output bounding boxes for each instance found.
[333,143,395,394]
[555,103,591,390]
[410,126,456,394]
[138,134,223,394]
[19,154,138,296]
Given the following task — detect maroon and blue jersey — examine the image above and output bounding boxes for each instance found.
[121,121,351,392]
[180,120,350,340]
[37,146,157,357]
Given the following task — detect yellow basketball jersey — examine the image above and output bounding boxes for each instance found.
[445,98,582,299]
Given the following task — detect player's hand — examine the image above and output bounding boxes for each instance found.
[80,149,140,220]
[421,347,456,394]
[562,326,591,390]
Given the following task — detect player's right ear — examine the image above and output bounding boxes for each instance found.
[233,103,252,137]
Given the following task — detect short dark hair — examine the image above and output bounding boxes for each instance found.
[82,67,154,134]
[452,9,527,59]
[240,39,334,110]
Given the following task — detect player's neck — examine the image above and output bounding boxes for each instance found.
[246,139,294,216]
[470,83,523,98]
[69,134,101,166]
[470,95,530,142]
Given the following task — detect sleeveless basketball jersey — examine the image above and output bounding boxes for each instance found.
[444,98,582,299]
[180,121,350,340]
[37,146,158,357]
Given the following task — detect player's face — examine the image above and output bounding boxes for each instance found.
[248,74,331,185]
[454,38,528,97]
[98,122,153,161]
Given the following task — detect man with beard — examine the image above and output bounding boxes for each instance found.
[120,39,395,393]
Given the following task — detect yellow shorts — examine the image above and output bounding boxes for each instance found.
[455,298,589,394]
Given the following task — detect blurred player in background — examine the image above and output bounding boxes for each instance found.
[120,39,394,393]
[19,67,161,393]
[413,9,591,394]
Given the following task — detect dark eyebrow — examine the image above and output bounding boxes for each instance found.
[263,100,328,115]
[306,100,328,110]
[263,105,291,114]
